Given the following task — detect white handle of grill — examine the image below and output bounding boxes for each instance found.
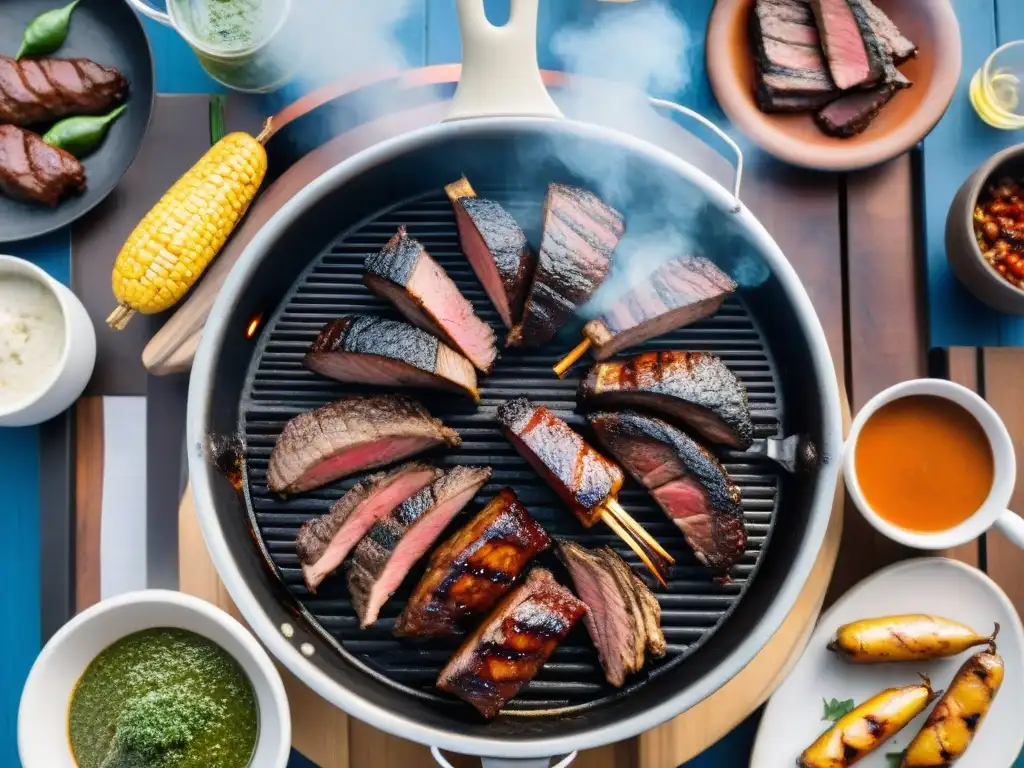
[431,746,578,768]
[648,98,744,212]
[446,0,564,121]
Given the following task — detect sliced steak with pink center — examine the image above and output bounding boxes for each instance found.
[809,0,889,89]
[266,395,461,495]
[304,315,478,400]
[589,410,747,574]
[346,465,492,627]
[364,226,497,374]
[296,462,442,591]
[815,75,908,137]
[446,176,535,329]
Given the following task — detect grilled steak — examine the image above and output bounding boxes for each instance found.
[446,176,534,329]
[583,255,737,362]
[506,184,623,349]
[0,124,85,206]
[296,462,442,591]
[305,315,479,400]
[364,226,498,374]
[0,55,127,126]
[394,488,551,637]
[557,541,665,687]
[815,72,909,137]
[496,397,623,528]
[437,568,585,718]
[751,0,838,112]
[346,465,492,627]
[860,0,916,62]
[809,0,890,90]
[589,411,747,573]
[266,395,460,495]
[579,351,754,450]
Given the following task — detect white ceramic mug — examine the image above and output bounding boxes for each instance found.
[844,378,1024,551]
[0,255,96,428]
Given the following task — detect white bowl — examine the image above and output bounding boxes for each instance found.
[18,590,291,768]
[0,254,96,427]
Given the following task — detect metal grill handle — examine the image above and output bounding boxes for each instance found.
[648,98,744,213]
[431,747,578,768]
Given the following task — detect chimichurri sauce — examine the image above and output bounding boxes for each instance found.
[68,628,258,768]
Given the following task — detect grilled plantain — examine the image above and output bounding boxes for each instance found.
[828,616,998,663]
[901,645,1003,767]
[799,678,938,768]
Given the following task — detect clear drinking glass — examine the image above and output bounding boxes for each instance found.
[970,40,1024,130]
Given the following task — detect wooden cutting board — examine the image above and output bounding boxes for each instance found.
[177,393,848,768]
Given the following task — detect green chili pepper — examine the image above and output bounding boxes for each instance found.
[42,104,127,159]
[17,0,80,59]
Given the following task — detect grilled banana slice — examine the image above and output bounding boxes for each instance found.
[799,679,938,768]
[828,616,998,663]
[902,646,1003,767]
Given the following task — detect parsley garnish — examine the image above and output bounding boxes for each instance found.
[822,697,856,722]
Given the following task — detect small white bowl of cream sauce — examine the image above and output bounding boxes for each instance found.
[0,255,96,427]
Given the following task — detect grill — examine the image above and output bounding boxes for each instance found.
[240,186,785,716]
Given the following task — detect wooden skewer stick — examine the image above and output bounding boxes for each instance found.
[602,512,667,587]
[603,498,675,564]
[552,337,593,378]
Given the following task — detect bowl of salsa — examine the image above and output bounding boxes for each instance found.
[18,590,290,768]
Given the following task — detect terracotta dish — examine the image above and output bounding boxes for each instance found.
[706,0,961,171]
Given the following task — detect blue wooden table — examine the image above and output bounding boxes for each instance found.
[4,1,1023,766]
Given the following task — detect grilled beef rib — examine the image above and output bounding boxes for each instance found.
[394,488,551,637]
[0,55,127,126]
[0,124,85,206]
[809,0,890,90]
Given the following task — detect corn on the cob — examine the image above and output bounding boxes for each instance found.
[106,119,273,330]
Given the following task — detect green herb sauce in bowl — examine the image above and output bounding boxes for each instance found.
[68,628,258,768]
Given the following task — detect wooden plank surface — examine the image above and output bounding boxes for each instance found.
[943,348,982,567]
[74,397,104,613]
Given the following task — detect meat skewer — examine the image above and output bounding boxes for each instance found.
[364,226,498,374]
[346,465,492,627]
[506,184,624,349]
[496,397,674,585]
[552,254,737,377]
[436,568,586,718]
[0,55,127,126]
[394,488,551,637]
[0,124,85,206]
[304,315,479,400]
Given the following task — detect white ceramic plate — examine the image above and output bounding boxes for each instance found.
[752,558,1024,767]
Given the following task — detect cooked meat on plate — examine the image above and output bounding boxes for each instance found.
[815,72,908,138]
[810,0,890,90]
[304,315,479,400]
[295,462,442,592]
[364,226,498,374]
[590,411,747,574]
[0,124,84,206]
[507,184,624,349]
[394,488,551,637]
[859,0,916,62]
[557,541,665,687]
[437,567,586,718]
[579,351,754,450]
[266,395,460,495]
[347,465,492,627]
[446,176,535,330]
[0,55,127,126]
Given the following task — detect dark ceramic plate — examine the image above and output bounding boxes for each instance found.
[0,0,154,244]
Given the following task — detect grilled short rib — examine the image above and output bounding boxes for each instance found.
[346,465,492,627]
[364,226,497,374]
[446,176,535,329]
[860,0,916,63]
[304,315,479,400]
[0,56,127,126]
[506,184,624,349]
[751,0,839,112]
[496,397,624,528]
[394,488,551,637]
[582,255,737,362]
[0,124,85,206]
[557,541,665,687]
[590,411,747,573]
[580,351,754,450]
[296,462,442,591]
[815,71,909,137]
[809,0,891,90]
[266,395,460,495]
[437,568,586,718]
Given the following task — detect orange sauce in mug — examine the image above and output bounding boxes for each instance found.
[854,395,995,533]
